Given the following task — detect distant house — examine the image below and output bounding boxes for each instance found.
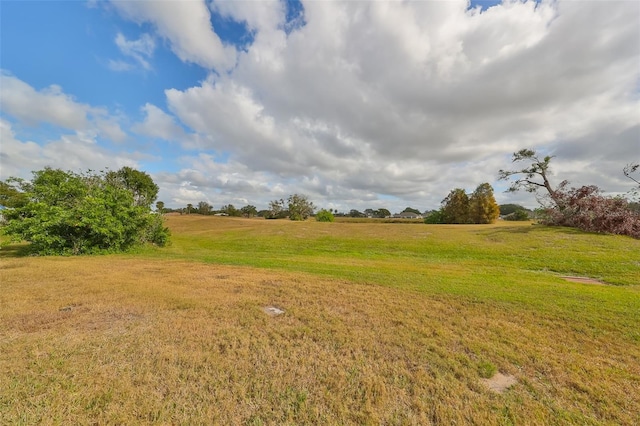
[393,212,423,219]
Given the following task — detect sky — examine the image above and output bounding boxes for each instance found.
[1,0,639,213]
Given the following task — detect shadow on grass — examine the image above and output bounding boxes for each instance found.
[0,243,32,259]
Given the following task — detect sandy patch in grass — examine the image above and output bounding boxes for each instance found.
[481,372,518,394]
[263,306,285,316]
[561,276,606,285]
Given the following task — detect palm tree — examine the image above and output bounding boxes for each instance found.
[186,203,193,214]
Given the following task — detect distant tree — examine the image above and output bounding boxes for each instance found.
[267,199,286,219]
[469,183,500,224]
[221,204,240,217]
[186,203,193,214]
[503,209,530,221]
[498,149,561,207]
[402,207,421,215]
[105,166,159,209]
[315,209,335,222]
[288,194,315,221]
[349,209,364,218]
[155,201,165,214]
[257,209,271,218]
[376,208,391,218]
[197,201,212,215]
[441,188,470,224]
[424,210,444,224]
[240,205,258,218]
[499,204,528,216]
[2,167,169,255]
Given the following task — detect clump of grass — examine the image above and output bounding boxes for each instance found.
[478,361,497,379]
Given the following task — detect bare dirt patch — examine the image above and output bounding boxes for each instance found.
[480,372,518,393]
[561,276,606,285]
[262,306,285,316]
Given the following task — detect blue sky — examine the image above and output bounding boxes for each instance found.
[1,0,638,212]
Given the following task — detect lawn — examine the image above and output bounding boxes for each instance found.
[1,216,639,424]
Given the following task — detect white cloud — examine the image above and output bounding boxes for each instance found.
[113,32,155,70]
[1,72,90,130]
[107,59,134,72]
[153,0,639,211]
[131,103,186,141]
[0,119,140,180]
[7,1,639,213]
[110,0,236,71]
[0,73,127,145]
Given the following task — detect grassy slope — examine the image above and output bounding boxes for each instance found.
[1,216,639,425]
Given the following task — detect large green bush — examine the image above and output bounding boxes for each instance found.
[1,167,170,255]
[315,209,335,222]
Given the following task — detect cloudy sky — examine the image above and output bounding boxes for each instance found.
[1,0,638,213]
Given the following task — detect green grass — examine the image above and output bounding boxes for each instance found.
[1,216,639,424]
[140,216,639,286]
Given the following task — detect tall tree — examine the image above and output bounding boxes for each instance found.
[498,149,561,206]
[186,204,193,214]
[155,201,165,214]
[198,201,212,215]
[288,194,315,221]
[240,205,257,218]
[268,199,286,219]
[469,183,500,224]
[441,188,470,224]
[402,207,421,215]
[376,208,391,218]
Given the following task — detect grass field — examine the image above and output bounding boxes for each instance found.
[1,216,639,424]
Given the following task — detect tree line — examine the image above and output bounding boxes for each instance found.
[1,151,637,256]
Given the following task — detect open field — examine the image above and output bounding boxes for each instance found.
[1,216,639,424]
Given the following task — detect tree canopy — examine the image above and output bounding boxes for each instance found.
[1,167,169,255]
[441,189,470,224]
[287,194,315,221]
[498,149,560,206]
[469,183,500,224]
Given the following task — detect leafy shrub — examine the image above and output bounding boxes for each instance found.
[1,167,170,255]
[503,209,530,221]
[315,209,335,222]
[424,210,444,224]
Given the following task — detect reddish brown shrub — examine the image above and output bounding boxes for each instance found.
[539,185,640,239]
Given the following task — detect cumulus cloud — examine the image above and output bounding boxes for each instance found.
[0,73,127,144]
[110,0,236,71]
[1,72,90,130]
[0,119,141,180]
[7,0,639,213]
[147,0,639,210]
[131,103,186,141]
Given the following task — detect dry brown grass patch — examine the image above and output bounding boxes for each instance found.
[1,256,639,425]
